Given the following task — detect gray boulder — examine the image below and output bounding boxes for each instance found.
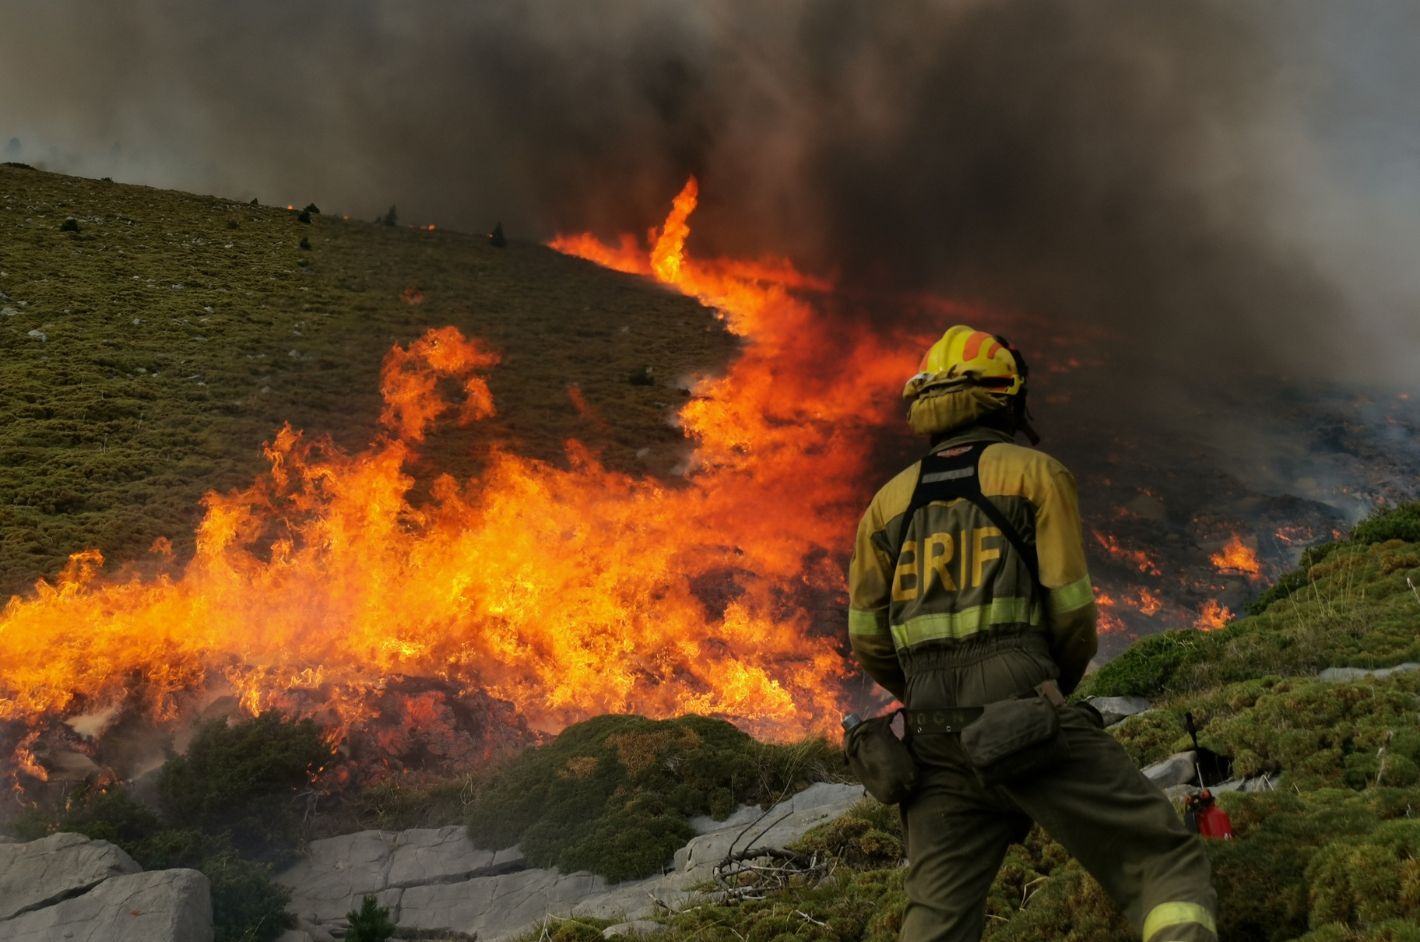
[1086,696,1152,728]
[603,919,669,938]
[0,868,211,942]
[0,832,141,921]
[1210,774,1275,794]
[276,782,864,942]
[1319,663,1420,682]
[1142,751,1198,789]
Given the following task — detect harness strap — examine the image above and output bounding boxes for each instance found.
[892,441,1040,588]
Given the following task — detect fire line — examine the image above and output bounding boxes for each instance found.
[0,177,922,792]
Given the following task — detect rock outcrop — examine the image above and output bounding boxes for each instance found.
[0,834,212,942]
[1142,750,1199,789]
[1318,662,1420,682]
[277,781,864,942]
[1085,695,1152,728]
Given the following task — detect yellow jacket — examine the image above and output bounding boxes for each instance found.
[848,427,1098,699]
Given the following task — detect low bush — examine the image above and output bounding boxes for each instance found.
[134,828,293,942]
[794,798,903,870]
[1350,503,1420,548]
[1208,677,1420,787]
[1306,819,1420,931]
[345,895,396,942]
[158,710,331,860]
[1075,629,1209,699]
[465,714,835,882]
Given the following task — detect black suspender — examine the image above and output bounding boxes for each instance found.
[892,441,1040,589]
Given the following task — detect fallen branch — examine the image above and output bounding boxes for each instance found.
[713,847,828,902]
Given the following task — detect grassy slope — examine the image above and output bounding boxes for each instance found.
[0,165,735,599]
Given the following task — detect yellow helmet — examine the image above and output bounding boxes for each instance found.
[905,325,1026,400]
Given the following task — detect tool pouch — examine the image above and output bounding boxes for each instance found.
[959,693,1068,787]
[844,711,918,805]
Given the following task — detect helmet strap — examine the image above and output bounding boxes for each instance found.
[1014,392,1041,445]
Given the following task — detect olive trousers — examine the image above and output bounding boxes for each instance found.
[899,704,1217,942]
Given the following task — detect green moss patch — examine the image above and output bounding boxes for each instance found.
[465,714,837,882]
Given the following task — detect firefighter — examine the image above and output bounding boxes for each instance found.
[848,326,1217,942]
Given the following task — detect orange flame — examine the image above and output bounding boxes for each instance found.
[650,177,698,283]
[1273,525,1314,547]
[1195,599,1232,632]
[1209,534,1261,579]
[1093,588,1126,635]
[1,178,922,784]
[1091,530,1162,577]
[1124,588,1162,617]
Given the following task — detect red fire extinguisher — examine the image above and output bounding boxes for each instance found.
[1181,711,1234,839]
[1184,789,1234,840]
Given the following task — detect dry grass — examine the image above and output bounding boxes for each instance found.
[0,165,738,598]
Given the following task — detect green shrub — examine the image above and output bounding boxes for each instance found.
[11,785,160,844]
[158,710,331,859]
[1075,629,1208,699]
[465,714,834,882]
[1248,566,1311,615]
[794,798,903,870]
[1207,678,1419,787]
[345,895,396,942]
[133,828,293,942]
[1307,820,1420,931]
[1351,503,1420,547]
[1108,708,1190,768]
[1293,922,1420,942]
[983,859,1131,942]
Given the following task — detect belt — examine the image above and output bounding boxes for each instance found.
[905,707,983,735]
[905,680,1065,736]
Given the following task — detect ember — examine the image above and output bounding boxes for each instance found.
[1091,530,1163,577]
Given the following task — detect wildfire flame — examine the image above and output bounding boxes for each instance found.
[1195,599,1233,632]
[1124,588,1163,617]
[1092,589,1126,635]
[0,177,920,788]
[1209,534,1261,579]
[1273,525,1314,547]
[1091,530,1163,577]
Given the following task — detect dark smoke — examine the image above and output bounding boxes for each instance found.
[2,2,1416,417]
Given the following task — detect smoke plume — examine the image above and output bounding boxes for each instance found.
[2,2,1416,387]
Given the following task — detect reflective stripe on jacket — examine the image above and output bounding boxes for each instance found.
[848,428,1099,700]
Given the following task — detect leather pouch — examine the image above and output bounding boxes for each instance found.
[844,711,919,805]
[959,695,1068,786]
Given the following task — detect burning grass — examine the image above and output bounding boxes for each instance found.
[0,164,736,601]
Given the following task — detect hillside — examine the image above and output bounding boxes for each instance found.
[5,166,1420,942]
[0,164,736,599]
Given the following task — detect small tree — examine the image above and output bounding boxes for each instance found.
[381,205,398,226]
[345,895,396,942]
